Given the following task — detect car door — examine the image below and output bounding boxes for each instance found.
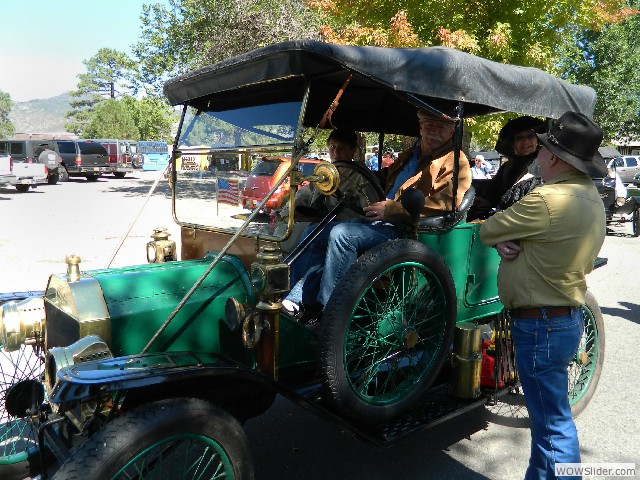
[619,156,638,183]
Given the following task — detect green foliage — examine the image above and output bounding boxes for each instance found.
[121,96,177,141]
[133,0,322,96]
[75,48,137,99]
[0,90,15,140]
[558,13,640,142]
[66,49,138,135]
[310,0,629,146]
[82,99,140,139]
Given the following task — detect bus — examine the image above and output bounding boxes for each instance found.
[139,141,170,171]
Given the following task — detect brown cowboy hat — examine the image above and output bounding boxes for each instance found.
[537,111,607,177]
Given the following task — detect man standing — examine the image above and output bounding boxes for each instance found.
[480,111,607,480]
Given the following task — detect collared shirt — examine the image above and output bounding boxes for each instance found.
[479,171,605,308]
[386,143,420,199]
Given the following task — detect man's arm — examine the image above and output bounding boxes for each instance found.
[479,191,550,247]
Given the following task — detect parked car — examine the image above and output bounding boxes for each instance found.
[0,41,605,479]
[593,168,640,236]
[56,140,111,181]
[82,139,136,178]
[0,139,62,184]
[607,155,640,184]
[240,156,321,213]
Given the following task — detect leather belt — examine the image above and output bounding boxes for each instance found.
[509,306,573,319]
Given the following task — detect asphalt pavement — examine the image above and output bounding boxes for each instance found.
[1,172,639,479]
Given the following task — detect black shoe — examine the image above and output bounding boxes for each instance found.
[299,306,322,326]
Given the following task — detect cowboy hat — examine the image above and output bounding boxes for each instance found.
[537,111,607,177]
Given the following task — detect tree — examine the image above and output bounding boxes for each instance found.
[133,0,322,96]
[121,96,177,141]
[82,99,140,139]
[0,90,15,140]
[66,49,138,134]
[307,0,633,146]
[558,12,640,142]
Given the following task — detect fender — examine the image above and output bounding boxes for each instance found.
[49,351,275,408]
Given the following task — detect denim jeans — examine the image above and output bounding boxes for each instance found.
[510,307,584,480]
[286,219,399,306]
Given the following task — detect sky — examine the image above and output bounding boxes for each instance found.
[0,0,165,102]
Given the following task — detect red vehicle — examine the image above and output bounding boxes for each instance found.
[241,156,321,212]
[82,139,136,178]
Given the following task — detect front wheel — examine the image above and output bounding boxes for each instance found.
[0,344,45,479]
[113,172,126,179]
[319,239,457,423]
[53,398,254,480]
[569,291,605,417]
[15,184,30,193]
[86,174,99,182]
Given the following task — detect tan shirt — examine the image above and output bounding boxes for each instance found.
[479,171,605,308]
[380,141,472,223]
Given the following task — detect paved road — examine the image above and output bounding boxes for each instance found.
[1,173,639,479]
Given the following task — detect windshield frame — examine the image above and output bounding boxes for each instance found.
[170,79,311,242]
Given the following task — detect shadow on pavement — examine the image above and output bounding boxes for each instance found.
[601,301,640,325]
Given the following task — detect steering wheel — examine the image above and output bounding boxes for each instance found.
[294,161,385,219]
[330,161,385,214]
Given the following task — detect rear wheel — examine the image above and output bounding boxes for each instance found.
[53,398,253,480]
[47,172,59,185]
[113,172,126,179]
[319,240,456,423]
[58,168,69,182]
[86,174,99,182]
[15,185,29,193]
[569,291,605,417]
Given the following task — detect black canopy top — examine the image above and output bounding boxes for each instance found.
[164,40,596,137]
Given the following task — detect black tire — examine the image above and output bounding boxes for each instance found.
[86,174,99,182]
[53,398,254,480]
[113,172,126,179]
[58,167,69,182]
[319,239,457,423]
[632,206,639,237]
[569,291,605,417]
[47,172,59,185]
[15,184,29,193]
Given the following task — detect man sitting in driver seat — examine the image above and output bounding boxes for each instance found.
[280,128,371,222]
[282,110,471,322]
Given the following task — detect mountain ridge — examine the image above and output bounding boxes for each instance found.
[9,93,74,135]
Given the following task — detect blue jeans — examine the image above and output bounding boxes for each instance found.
[286,219,399,306]
[510,307,584,480]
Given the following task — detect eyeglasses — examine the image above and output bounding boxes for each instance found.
[514,132,537,142]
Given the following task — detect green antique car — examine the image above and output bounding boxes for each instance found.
[0,41,605,479]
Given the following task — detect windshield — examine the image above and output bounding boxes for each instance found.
[178,102,302,149]
[172,96,306,240]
